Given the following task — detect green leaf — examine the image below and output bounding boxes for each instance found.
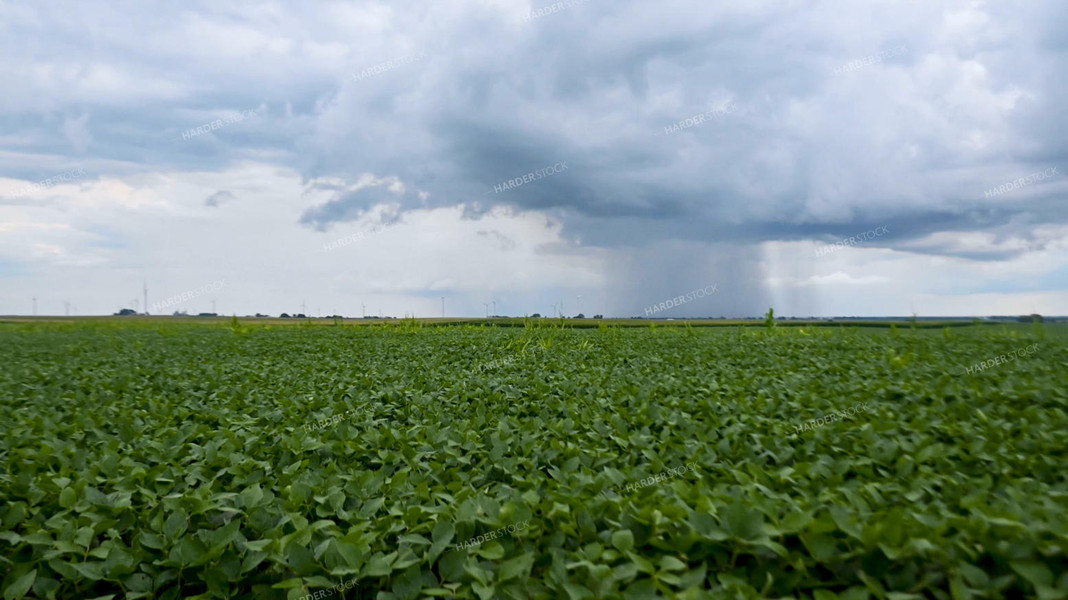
[163,509,188,541]
[169,536,209,567]
[623,578,657,600]
[1012,561,1053,588]
[58,487,77,508]
[476,542,505,560]
[359,497,384,518]
[363,553,393,577]
[333,541,362,569]
[3,570,36,600]
[658,556,686,572]
[69,562,105,581]
[563,582,594,600]
[392,565,423,600]
[240,484,263,508]
[830,506,862,540]
[611,530,634,552]
[722,502,763,540]
[472,582,495,600]
[498,553,534,581]
[125,573,153,593]
[429,520,455,560]
[271,578,305,589]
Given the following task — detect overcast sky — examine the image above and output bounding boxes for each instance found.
[2,0,1066,318]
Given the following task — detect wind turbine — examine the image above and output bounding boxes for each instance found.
[483,302,490,318]
[491,300,497,316]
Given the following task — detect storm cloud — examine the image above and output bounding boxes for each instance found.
[1,0,1066,317]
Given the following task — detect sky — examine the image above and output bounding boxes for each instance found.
[1,0,1066,318]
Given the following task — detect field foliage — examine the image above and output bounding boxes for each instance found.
[0,322,1065,599]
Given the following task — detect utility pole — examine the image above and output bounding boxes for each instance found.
[301,300,306,316]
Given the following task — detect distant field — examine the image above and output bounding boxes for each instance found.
[0,321,1065,599]
[0,315,1023,329]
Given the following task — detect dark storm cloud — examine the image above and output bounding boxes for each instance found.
[6,0,1061,251]
[299,182,410,231]
[204,190,235,208]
